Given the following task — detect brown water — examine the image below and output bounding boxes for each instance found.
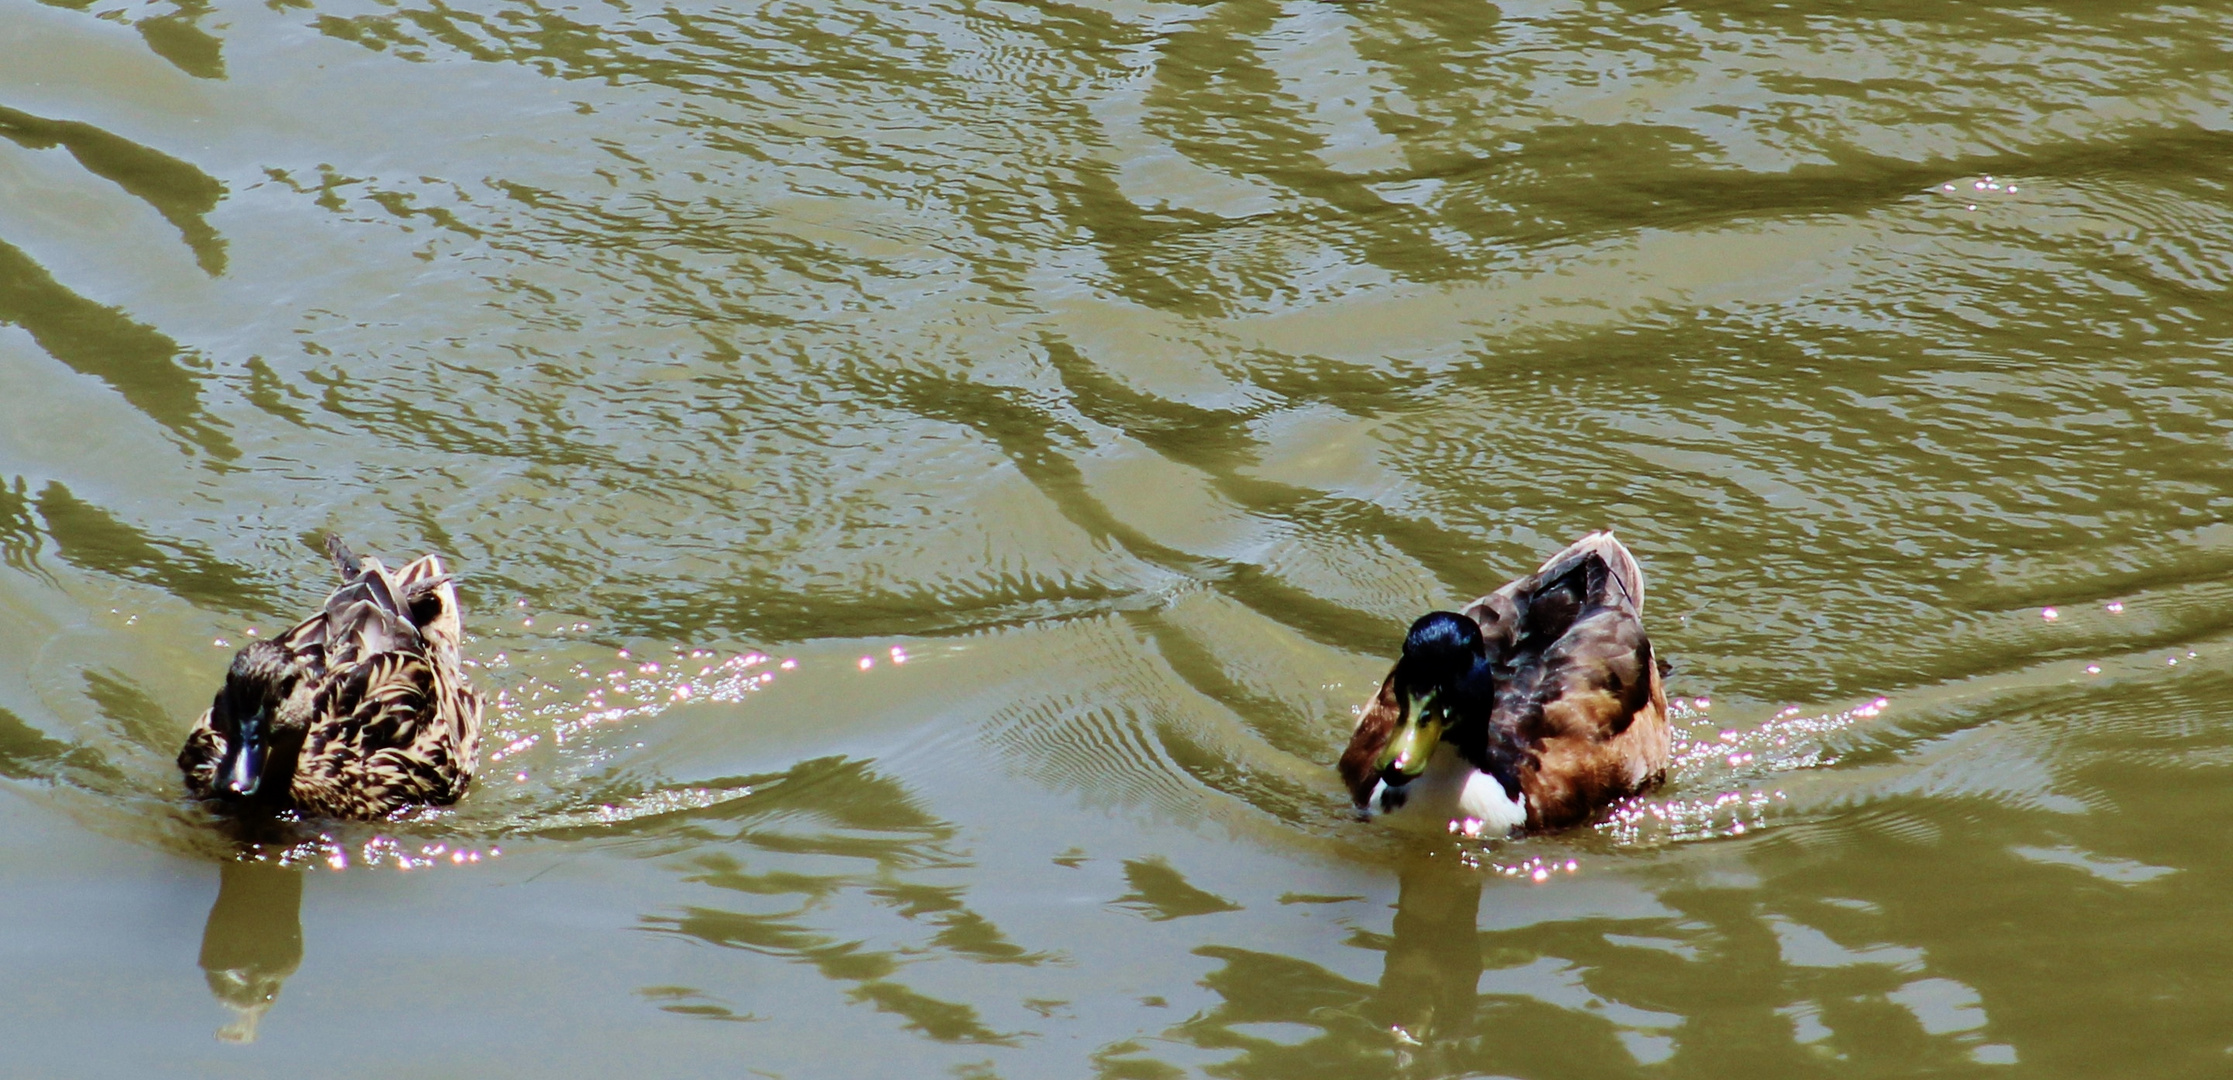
[5,0,2233,1074]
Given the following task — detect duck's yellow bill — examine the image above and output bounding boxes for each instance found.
[1376,693,1443,778]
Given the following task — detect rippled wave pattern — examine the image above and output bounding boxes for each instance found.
[5,0,2233,1074]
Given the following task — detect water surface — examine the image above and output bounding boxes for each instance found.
[5,0,2233,1074]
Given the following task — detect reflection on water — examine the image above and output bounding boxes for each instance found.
[6,0,2233,1073]
[1375,845,1483,1062]
[198,860,304,1044]
[1086,845,1489,1078]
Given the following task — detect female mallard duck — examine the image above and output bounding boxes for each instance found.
[1340,532,1669,835]
[178,537,483,820]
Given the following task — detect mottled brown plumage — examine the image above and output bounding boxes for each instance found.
[179,538,482,820]
[1340,532,1669,834]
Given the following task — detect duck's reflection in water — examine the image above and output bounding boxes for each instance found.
[198,860,305,1043]
[1374,843,1484,1066]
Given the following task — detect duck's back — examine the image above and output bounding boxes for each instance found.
[1461,532,1668,829]
[287,554,482,819]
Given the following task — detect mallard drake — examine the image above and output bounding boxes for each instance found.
[1339,532,1669,835]
[178,537,483,820]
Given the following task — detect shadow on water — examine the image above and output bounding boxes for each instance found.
[132,0,227,81]
[1088,659,2233,1077]
[0,104,229,275]
[0,703,119,785]
[1112,857,1245,923]
[0,103,233,459]
[26,0,227,80]
[198,860,305,1043]
[27,481,273,615]
[0,240,234,459]
[0,477,49,581]
[9,0,2233,1070]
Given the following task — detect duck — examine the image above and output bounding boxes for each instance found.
[178,536,483,820]
[1339,532,1669,836]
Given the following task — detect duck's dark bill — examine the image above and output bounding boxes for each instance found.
[222,711,269,798]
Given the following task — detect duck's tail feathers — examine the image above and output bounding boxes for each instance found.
[324,598,415,666]
[324,559,402,620]
[325,534,364,579]
[1533,530,1646,614]
[312,545,465,658]
[393,554,465,652]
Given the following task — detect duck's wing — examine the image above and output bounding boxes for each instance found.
[1540,530,1645,612]
[269,609,327,657]
[291,551,480,818]
[389,554,477,766]
[178,706,226,797]
[1470,533,1669,829]
[308,546,464,661]
[1338,672,1404,808]
[393,557,480,785]
[1462,531,1643,658]
[289,649,481,819]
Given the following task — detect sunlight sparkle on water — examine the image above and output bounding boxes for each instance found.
[1480,855,1585,882]
[1604,696,1890,845]
[1938,174,2019,206]
[486,648,796,762]
[244,835,506,875]
[370,839,495,873]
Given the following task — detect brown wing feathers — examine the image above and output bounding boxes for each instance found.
[1500,539,1667,827]
[291,650,472,818]
[293,553,479,817]
[1339,673,1403,806]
